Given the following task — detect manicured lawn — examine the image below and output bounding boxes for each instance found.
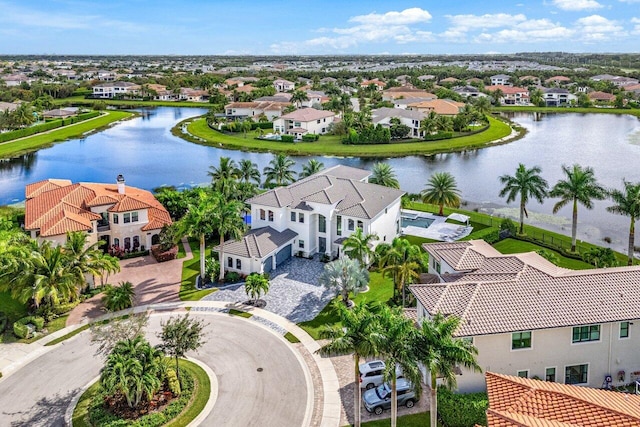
[44,323,90,346]
[180,239,217,301]
[493,238,594,270]
[0,110,134,159]
[299,272,394,339]
[352,411,432,427]
[54,96,213,109]
[180,116,513,157]
[228,309,252,318]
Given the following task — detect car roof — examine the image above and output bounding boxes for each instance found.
[395,378,412,389]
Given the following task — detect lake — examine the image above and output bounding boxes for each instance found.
[1,107,639,252]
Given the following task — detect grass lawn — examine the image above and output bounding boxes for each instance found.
[228,309,252,318]
[0,110,134,159]
[180,239,217,301]
[299,272,394,339]
[493,238,593,270]
[352,411,432,427]
[180,115,513,158]
[54,96,213,109]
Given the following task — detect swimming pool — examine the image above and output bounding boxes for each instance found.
[401,216,435,229]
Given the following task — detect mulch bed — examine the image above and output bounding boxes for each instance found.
[102,387,176,420]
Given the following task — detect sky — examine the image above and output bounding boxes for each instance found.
[0,0,639,55]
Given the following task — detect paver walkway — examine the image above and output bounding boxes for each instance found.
[66,238,192,326]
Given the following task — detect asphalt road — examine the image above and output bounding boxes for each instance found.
[0,313,310,427]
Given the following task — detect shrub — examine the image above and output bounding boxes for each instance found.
[54,300,80,315]
[151,244,178,262]
[438,387,488,427]
[500,218,517,235]
[166,368,181,396]
[465,227,500,244]
[13,322,29,339]
[301,134,320,142]
[280,134,295,143]
[204,258,220,283]
[102,282,135,312]
[225,271,241,283]
[423,131,454,141]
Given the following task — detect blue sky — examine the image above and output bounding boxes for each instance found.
[1,0,639,55]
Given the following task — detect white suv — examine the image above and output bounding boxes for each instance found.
[359,360,403,389]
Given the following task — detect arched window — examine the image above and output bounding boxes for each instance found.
[151,234,160,245]
[114,238,120,247]
[124,237,131,250]
[357,220,363,230]
[133,235,140,249]
[348,219,355,231]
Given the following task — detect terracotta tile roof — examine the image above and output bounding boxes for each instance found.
[408,99,466,115]
[278,107,335,122]
[485,372,640,427]
[588,91,616,101]
[25,179,171,237]
[412,240,640,336]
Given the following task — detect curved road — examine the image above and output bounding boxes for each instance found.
[0,313,310,427]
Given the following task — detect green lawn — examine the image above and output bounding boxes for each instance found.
[299,272,394,339]
[493,238,593,270]
[179,115,513,157]
[0,110,134,159]
[54,96,214,109]
[351,411,432,427]
[179,239,217,301]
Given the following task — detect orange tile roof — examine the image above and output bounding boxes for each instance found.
[25,179,171,237]
[408,99,465,116]
[485,372,640,427]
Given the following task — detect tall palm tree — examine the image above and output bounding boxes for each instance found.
[383,260,420,308]
[471,96,492,116]
[318,257,369,306]
[238,159,261,185]
[63,231,112,288]
[300,159,324,178]
[208,157,239,199]
[263,154,296,187]
[377,306,422,427]
[178,190,216,281]
[317,301,381,427]
[420,111,438,137]
[290,90,309,108]
[211,194,246,282]
[499,164,549,234]
[421,172,462,216]
[607,180,640,265]
[379,238,427,306]
[413,313,482,427]
[342,227,378,267]
[369,162,399,189]
[550,164,606,252]
[435,114,454,132]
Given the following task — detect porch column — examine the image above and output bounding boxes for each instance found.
[325,216,332,256]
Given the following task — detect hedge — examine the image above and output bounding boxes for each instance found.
[302,134,320,142]
[438,387,488,427]
[280,135,295,143]
[13,322,29,339]
[423,131,454,141]
[463,226,500,244]
[151,245,177,262]
[0,111,102,143]
[13,315,46,338]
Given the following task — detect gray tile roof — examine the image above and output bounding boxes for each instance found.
[371,107,425,122]
[215,227,297,259]
[248,166,403,220]
[412,240,640,337]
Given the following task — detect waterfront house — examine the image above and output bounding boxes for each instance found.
[92,81,141,99]
[589,91,616,104]
[488,85,530,105]
[407,99,466,116]
[272,108,335,137]
[216,165,404,276]
[542,88,577,106]
[371,107,426,138]
[410,240,640,393]
[224,101,291,121]
[42,107,78,119]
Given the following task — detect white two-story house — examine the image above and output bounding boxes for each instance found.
[371,107,426,138]
[272,108,335,138]
[92,81,141,98]
[25,175,172,252]
[410,240,640,393]
[216,165,404,276]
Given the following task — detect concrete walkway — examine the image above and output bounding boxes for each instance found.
[0,301,341,427]
[66,238,193,326]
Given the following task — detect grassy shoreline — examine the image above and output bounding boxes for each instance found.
[175,115,516,158]
[495,106,640,117]
[0,110,135,159]
[54,96,213,109]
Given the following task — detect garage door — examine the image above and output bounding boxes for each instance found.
[262,256,273,273]
[276,244,292,265]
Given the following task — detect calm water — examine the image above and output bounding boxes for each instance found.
[1,107,639,251]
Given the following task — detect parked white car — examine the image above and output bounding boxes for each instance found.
[359,360,403,390]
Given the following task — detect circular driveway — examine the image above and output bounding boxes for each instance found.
[0,313,310,427]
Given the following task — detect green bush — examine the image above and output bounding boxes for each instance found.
[438,387,488,427]
[0,312,7,333]
[251,122,273,130]
[225,271,241,283]
[423,131,454,141]
[166,368,181,396]
[14,316,46,337]
[465,227,500,244]
[500,218,517,235]
[280,134,295,143]
[0,120,62,143]
[301,134,320,142]
[54,300,80,315]
[13,322,29,339]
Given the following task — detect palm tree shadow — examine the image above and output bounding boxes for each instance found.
[4,387,79,426]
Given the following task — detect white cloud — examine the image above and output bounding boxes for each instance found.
[446,13,527,30]
[349,8,432,25]
[552,0,604,10]
[619,0,640,3]
[631,17,640,34]
[575,14,626,41]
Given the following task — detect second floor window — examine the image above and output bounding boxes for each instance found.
[318,215,326,233]
[512,331,532,349]
[123,213,131,223]
[620,322,630,338]
[348,219,354,231]
[572,325,600,343]
[228,257,233,268]
[268,211,274,222]
[337,215,342,236]
[291,212,296,222]
[299,213,304,223]
[131,212,138,222]
[113,213,119,224]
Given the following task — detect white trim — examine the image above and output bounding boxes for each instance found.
[510,330,533,352]
[545,366,557,382]
[564,362,589,385]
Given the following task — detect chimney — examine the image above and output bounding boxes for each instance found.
[116,174,125,195]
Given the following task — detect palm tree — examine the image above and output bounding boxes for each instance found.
[342,227,378,267]
[211,194,246,282]
[263,154,296,187]
[317,301,381,427]
[379,238,427,306]
[377,305,422,427]
[241,119,253,138]
[369,162,399,189]
[383,260,419,308]
[63,231,113,288]
[290,90,309,108]
[471,96,492,116]
[499,164,549,234]
[238,159,261,185]
[435,114,454,132]
[300,159,324,178]
[413,313,482,427]
[420,111,438,137]
[208,157,239,199]
[319,257,369,306]
[421,172,462,216]
[607,180,640,265]
[244,274,270,305]
[550,164,606,252]
[178,190,216,281]
[102,281,136,311]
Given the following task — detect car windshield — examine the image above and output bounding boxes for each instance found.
[375,384,389,399]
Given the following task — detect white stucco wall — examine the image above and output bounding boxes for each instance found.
[369,198,402,245]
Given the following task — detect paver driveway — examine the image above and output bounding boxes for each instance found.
[203,257,334,322]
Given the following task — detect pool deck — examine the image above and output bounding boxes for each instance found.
[401,209,473,241]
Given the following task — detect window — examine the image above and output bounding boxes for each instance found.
[434,260,441,274]
[113,213,119,224]
[565,364,588,385]
[132,236,140,249]
[546,367,556,382]
[317,119,320,124]
[318,215,326,233]
[512,331,532,349]
[291,212,296,222]
[572,325,600,343]
[461,337,473,344]
[299,213,304,223]
[620,322,630,338]
[268,210,274,222]
[236,259,241,269]
[299,240,305,249]
[517,370,528,378]
[357,220,363,230]
[260,209,265,220]
[348,219,355,231]
[123,213,131,223]
[113,238,120,247]
[124,237,131,249]
[337,215,342,236]
[131,212,138,222]
[228,257,233,268]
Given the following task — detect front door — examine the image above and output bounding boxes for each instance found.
[318,237,326,254]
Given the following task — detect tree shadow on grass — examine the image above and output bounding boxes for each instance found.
[4,387,78,427]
